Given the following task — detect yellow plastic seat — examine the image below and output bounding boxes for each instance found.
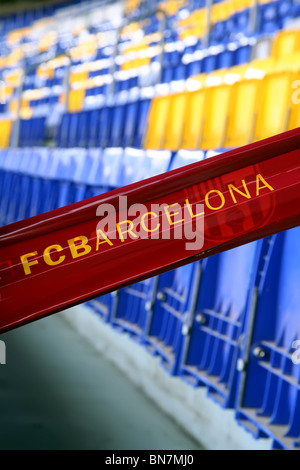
[69,69,89,84]
[181,88,206,149]
[253,71,294,142]
[224,78,262,148]
[205,68,229,86]
[244,57,275,79]
[68,88,86,113]
[271,29,300,60]
[0,119,12,148]
[223,64,248,81]
[163,92,189,150]
[200,83,233,150]
[143,95,171,149]
[274,52,300,73]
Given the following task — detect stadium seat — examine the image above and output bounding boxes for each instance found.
[179,240,263,408]
[144,94,171,149]
[200,82,234,150]
[271,28,300,59]
[0,119,12,148]
[169,149,205,170]
[224,77,262,148]
[181,86,206,149]
[162,91,188,150]
[144,262,201,375]
[236,228,300,450]
[253,71,296,141]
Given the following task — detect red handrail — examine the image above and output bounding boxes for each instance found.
[0,128,300,332]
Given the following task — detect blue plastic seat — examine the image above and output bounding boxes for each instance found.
[84,148,104,199]
[235,43,251,65]
[236,228,300,449]
[144,262,201,375]
[122,148,147,186]
[122,90,141,148]
[67,112,80,148]
[20,116,46,147]
[216,48,234,69]
[57,148,90,204]
[186,58,202,78]
[77,111,90,148]
[161,65,174,84]
[101,147,124,191]
[179,240,262,408]
[46,148,79,210]
[98,103,113,149]
[87,109,101,148]
[109,100,127,147]
[15,148,44,221]
[110,276,159,341]
[57,113,71,147]
[257,1,280,34]
[231,9,250,39]
[202,52,218,74]
[0,148,23,224]
[169,149,205,170]
[6,147,50,220]
[134,96,152,148]
[143,150,172,178]
[26,147,53,216]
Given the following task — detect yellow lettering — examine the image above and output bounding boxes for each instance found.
[116,220,138,242]
[43,244,65,266]
[228,179,251,204]
[185,198,204,218]
[20,252,38,275]
[164,203,184,225]
[96,229,114,249]
[68,236,92,258]
[256,174,274,195]
[141,211,160,233]
[205,190,225,211]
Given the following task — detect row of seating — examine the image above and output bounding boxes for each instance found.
[0,145,299,450]
[46,55,300,150]
[145,57,300,150]
[0,1,78,35]
[1,23,298,150]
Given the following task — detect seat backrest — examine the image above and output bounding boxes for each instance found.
[253,71,294,141]
[102,147,124,188]
[200,83,233,150]
[143,150,172,178]
[143,94,171,149]
[224,78,262,148]
[273,227,300,350]
[181,87,206,149]
[271,28,300,60]
[163,91,189,151]
[122,148,147,185]
[213,242,259,321]
[169,149,205,170]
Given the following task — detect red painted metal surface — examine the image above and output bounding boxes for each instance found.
[0,128,300,332]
